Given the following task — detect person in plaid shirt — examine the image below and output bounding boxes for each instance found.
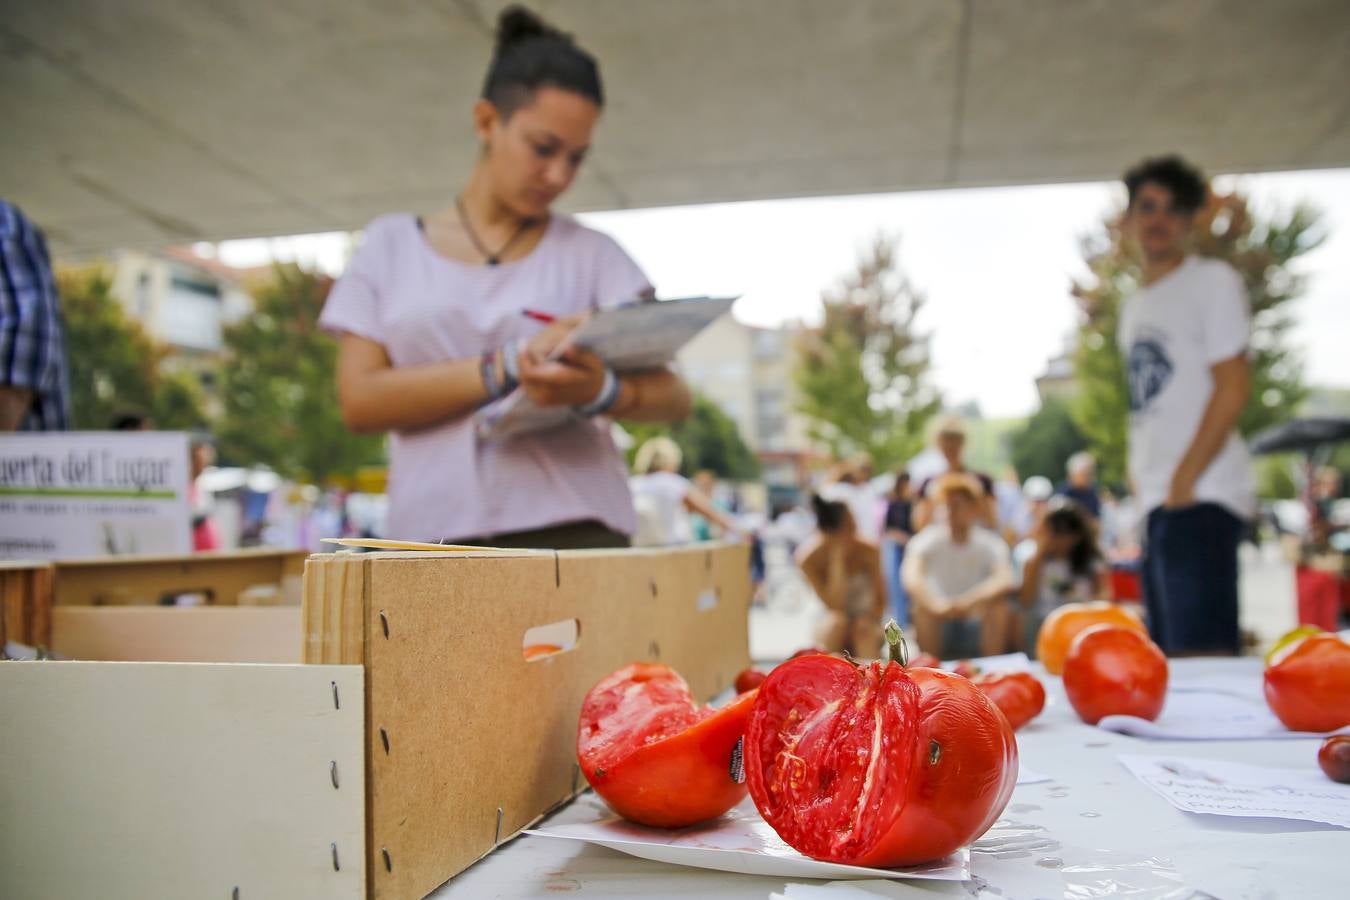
[0,199,70,431]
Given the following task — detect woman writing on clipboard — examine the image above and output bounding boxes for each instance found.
[321,6,691,549]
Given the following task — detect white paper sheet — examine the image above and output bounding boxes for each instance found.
[1119,754,1350,828]
[524,798,969,882]
[1097,688,1350,740]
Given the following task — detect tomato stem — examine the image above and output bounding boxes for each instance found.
[885,619,908,667]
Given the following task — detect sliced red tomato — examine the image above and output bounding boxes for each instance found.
[1264,632,1350,733]
[972,672,1046,731]
[577,663,755,827]
[745,649,1017,866]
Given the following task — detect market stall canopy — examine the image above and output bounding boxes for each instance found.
[4,0,1350,256]
[1249,417,1350,457]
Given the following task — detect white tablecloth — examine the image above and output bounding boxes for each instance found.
[430,658,1343,899]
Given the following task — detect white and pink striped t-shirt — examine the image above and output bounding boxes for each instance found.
[319,212,650,542]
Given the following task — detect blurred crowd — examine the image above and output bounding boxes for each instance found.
[775,416,1133,660]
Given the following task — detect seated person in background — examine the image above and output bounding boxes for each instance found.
[1014,499,1109,652]
[797,492,887,659]
[902,473,1013,659]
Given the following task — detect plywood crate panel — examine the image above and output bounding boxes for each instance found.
[0,660,365,899]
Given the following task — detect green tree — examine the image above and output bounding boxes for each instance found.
[1010,397,1089,483]
[795,234,941,468]
[58,264,209,430]
[626,393,760,480]
[1071,190,1319,484]
[218,264,384,483]
[1255,454,1299,501]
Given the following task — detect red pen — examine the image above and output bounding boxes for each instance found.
[521,309,556,324]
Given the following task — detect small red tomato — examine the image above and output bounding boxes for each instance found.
[972,672,1047,731]
[1318,735,1350,784]
[1264,632,1350,733]
[951,660,981,679]
[577,663,755,827]
[908,652,941,669]
[745,648,1017,867]
[1062,625,1168,725]
[790,646,825,659]
[735,667,767,694]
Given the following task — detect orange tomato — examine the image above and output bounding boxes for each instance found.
[1036,602,1148,675]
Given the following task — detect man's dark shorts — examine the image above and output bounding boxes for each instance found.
[1142,502,1244,655]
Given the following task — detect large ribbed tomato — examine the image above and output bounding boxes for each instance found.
[577,663,755,827]
[1036,601,1147,675]
[1264,632,1350,733]
[744,646,1017,867]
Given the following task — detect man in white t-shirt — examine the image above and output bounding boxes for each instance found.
[902,473,1013,658]
[1117,155,1254,656]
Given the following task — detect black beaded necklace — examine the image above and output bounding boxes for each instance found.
[454,196,535,266]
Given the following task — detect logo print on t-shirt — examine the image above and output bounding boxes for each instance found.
[1127,339,1173,413]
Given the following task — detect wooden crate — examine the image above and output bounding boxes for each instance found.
[1,549,305,656]
[0,560,54,648]
[54,547,307,607]
[0,544,752,899]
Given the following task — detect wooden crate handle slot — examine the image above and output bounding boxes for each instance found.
[521,618,580,661]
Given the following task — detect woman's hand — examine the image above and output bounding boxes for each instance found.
[521,314,587,362]
[518,346,607,408]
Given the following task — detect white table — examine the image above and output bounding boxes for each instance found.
[431,659,1343,899]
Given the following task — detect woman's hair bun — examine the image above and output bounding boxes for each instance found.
[482,4,602,116]
[496,5,557,50]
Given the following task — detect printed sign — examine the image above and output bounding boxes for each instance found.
[0,432,191,558]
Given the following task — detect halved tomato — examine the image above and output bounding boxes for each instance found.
[744,629,1017,866]
[577,663,755,827]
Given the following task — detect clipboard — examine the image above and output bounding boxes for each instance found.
[475,295,737,441]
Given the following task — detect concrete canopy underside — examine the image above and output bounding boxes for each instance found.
[3,0,1349,257]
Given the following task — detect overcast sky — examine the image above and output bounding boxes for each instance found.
[215,167,1350,419]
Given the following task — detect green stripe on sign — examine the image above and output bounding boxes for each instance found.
[0,488,178,499]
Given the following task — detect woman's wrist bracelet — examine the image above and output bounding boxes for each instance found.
[480,343,521,401]
[479,351,501,399]
[577,367,620,417]
[500,340,521,389]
